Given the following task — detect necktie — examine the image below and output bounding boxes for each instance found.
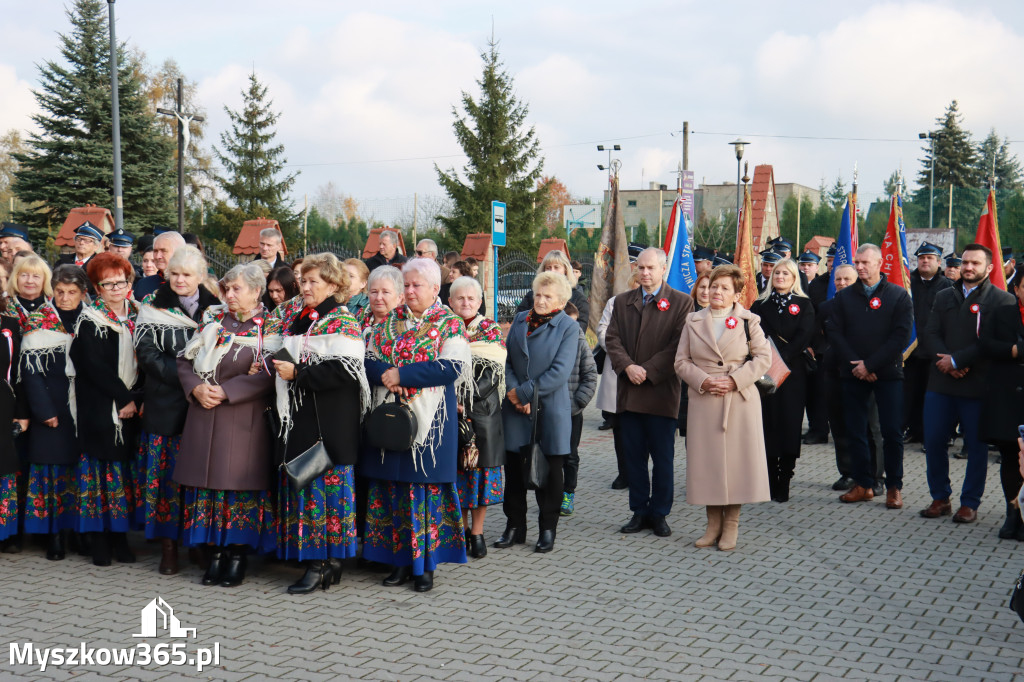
[643,293,653,307]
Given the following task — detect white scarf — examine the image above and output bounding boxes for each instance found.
[181,305,282,384]
[134,303,198,352]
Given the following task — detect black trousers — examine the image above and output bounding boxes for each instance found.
[563,412,583,493]
[805,366,829,437]
[903,356,930,440]
[504,451,566,532]
[828,371,884,480]
[603,411,629,481]
[997,441,1024,501]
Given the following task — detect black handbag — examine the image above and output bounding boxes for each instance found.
[1010,565,1024,624]
[521,391,549,490]
[593,344,606,375]
[365,392,418,452]
[281,393,332,490]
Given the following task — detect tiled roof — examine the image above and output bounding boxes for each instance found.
[233,218,285,255]
[804,236,835,253]
[537,238,570,264]
[749,165,779,254]
[361,227,406,259]
[56,205,114,246]
[461,233,492,261]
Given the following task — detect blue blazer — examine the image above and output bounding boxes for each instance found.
[502,310,578,456]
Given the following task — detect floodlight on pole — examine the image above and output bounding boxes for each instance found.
[597,144,623,187]
[729,139,750,222]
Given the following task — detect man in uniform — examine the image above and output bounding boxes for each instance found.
[756,251,782,294]
[944,253,961,283]
[693,245,715,276]
[107,228,142,279]
[1003,247,1017,290]
[0,223,33,264]
[799,250,829,444]
[56,221,104,270]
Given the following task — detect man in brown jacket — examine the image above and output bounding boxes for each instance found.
[606,248,694,537]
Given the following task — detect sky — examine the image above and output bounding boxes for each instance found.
[2,0,1023,214]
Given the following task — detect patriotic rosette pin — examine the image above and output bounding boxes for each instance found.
[725,316,738,329]
[970,303,980,314]
[657,298,670,311]
[869,297,882,309]
[788,303,800,315]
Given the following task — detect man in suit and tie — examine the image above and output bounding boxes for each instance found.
[605,248,693,537]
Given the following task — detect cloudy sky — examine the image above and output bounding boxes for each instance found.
[2,0,1022,211]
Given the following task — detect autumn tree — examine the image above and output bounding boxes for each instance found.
[540,176,572,236]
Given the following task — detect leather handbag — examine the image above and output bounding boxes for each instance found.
[593,344,606,375]
[365,392,418,452]
[281,393,333,490]
[1010,566,1024,624]
[522,391,548,490]
[744,319,791,397]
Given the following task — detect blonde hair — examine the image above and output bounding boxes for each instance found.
[532,271,573,306]
[756,258,806,301]
[8,254,53,299]
[537,250,577,287]
[301,252,351,303]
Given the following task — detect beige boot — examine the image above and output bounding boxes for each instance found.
[694,506,723,548]
[718,505,741,551]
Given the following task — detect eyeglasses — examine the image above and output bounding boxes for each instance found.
[98,280,130,291]
[74,235,98,243]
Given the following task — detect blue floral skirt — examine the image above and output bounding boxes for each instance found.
[278,465,358,561]
[135,433,183,540]
[0,473,18,541]
[24,464,76,534]
[180,486,276,553]
[363,479,467,573]
[457,466,504,508]
[76,453,136,533]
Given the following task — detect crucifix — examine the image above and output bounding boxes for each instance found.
[157,77,204,233]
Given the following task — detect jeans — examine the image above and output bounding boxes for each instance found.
[618,411,677,518]
[923,391,988,509]
[841,378,904,490]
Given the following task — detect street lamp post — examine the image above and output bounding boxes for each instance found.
[729,139,749,225]
[596,144,622,187]
[918,131,939,229]
[107,0,123,232]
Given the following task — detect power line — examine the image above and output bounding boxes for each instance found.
[691,130,919,143]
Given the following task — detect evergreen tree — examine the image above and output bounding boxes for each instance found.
[917,100,979,191]
[435,40,549,253]
[214,72,298,232]
[12,0,174,241]
[976,129,1021,190]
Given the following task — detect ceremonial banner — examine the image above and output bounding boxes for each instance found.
[827,196,856,300]
[974,189,1006,291]
[588,176,632,333]
[734,184,757,309]
[663,194,697,294]
[879,192,917,356]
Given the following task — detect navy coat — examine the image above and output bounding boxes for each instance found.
[826,275,913,381]
[21,306,80,465]
[502,310,578,457]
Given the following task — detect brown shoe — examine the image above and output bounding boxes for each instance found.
[159,539,179,575]
[952,506,978,523]
[919,499,952,518]
[885,488,903,509]
[839,485,874,503]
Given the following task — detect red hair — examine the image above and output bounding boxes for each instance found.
[86,252,134,286]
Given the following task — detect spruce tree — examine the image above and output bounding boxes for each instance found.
[213,72,298,232]
[976,129,1021,190]
[917,100,979,191]
[435,40,550,253]
[12,0,175,241]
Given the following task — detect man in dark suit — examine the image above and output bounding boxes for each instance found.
[828,244,913,508]
[55,221,104,270]
[756,251,781,294]
[1003,247,1017,291]
[919,244,1015,523]
[258,228,287,270]
[364,230,407,272]
[798,250,829,445]
[133,231,185,301]
[605,248,693,537]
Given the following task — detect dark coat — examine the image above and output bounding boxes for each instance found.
[605,283,694,418]
[751,295,816,458]
[0,315,26,476]
[20,305,80,466]
[363,252,408,272]
[806,275,829,355]
[909,269,953,359]
[467,360,504,468]
[516,286,589,333]
[826,275,913,381]
[135,284,220,436]
[924,279,1015,398]
[980,302,1024,442]
[133,273,165,302]
[69,312,143,462]
[173,311,275,491]
[568,327,598,415]
[54,254,97,296]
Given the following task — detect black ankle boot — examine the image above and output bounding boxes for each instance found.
[468,534,487,558]
[201,547,226,585]
[328,557,343,585]
[111,532,135,563]
[493,525,526,548]
[535,529,556,553]
[414,570,434,593]
[46,531,66,561]
[287,560,331,594]
[999,501,1021,539]
[775,477,791,503]
[220,547,247,587]
[382,565,412,586]
[90,532,111,567]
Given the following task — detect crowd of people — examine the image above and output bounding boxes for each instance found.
[0,217,1020,595]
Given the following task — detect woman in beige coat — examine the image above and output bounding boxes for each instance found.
[674,265,771,551]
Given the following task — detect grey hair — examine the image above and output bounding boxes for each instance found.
[449,275,483,300]
[52,264,90,292]
[166,245,207,277]
[856,243,882,258]
[379,230,399,246]
[259,228,282,242]
[532,271,573,305]
[402,257,441,288]
[367,264,404,293]
[834,263,857,277]
[639,247,669,269]
[220,262,266,297]
[153,231,186,250]
[416,238,438,254]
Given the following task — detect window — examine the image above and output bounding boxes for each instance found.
[627,200,637,207]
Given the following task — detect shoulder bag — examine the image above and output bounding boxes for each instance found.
[743,319,791,397]
[365,391,418,452]
[1010,565,1024,624]
[522,389,549,490]
[281,392,333,490]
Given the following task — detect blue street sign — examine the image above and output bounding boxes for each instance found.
[491,201,506,247]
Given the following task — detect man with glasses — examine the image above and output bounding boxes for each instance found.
[56,221,104,270]
[364,230,407,272]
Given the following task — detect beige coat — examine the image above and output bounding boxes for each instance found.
[675,304,772,505]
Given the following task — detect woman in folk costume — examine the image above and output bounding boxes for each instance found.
[359,265,404,336]
[0,260,30,551]
[69,253,144,567]
[266,253,369,594]
[361,258,471,593]
[174,263,280,588]
[134,246,220,575]
[14,262,86,560]
[448,276,505,559]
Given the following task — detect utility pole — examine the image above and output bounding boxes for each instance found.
[157,78,205,232]
[107,1,123,231]
[412,192,418,245]
[682,121,689,170]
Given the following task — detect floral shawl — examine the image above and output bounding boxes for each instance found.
[460,314,507,410]
[180,304,282,384]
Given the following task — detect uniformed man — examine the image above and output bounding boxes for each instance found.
[106,228,143,279]
[799,250,829,444]
[55,221,104,269]
[0,223,33,263]
[944,253,961,283]
[757,251,782,294]
[693,245,715,275]
[1003,247,1017,290]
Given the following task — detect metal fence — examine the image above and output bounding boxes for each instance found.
[494,250,594,323]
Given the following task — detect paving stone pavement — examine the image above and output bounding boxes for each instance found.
[1,402,1023,680]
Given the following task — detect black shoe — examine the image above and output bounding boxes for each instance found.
[414,571,434,593]
[598,421,613,431]
[201,548,226,585]
[111,532,135,564]
[802,433,828,445]
[468,534,487,558]
[356,557,391,572]
[903,432,922,444]
[620,513,647,534]
[831,476,855,491]
[774,479,791,503]
[90,532,111,567]
[1,533,23,554]
[1000,502,1023,540]
[493,525,526,548]
[220,548,248,587]
[328,558,343,585]
[872,483,885,497]
[46,531,66,561]
[535,529,556,552]
[649,516,672,537]
[383,566,412,587]
[953,445,968,460]
[287,560,332,594]
[610,475,628,490]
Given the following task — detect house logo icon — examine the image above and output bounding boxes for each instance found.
[133,597,196,638]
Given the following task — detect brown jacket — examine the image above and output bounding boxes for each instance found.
[605,282,693,418]
[172,314,275,491]
[674,305,771,505]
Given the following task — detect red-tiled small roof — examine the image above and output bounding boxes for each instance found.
[537,238,570,264]
[234,218,286,255]
[749,165,780,254]
[361,227,407,260]
[461,233,492,261]
[56,205,114,246]
[804,236,835,253]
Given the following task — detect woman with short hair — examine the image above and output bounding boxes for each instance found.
[360,265,404,332]
[70,253,143,566]
[174,263,278,587]
[134,246,220,574]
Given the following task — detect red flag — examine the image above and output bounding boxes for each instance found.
[974,189,1006,290]
[734,184,757,308]
[849,191,859,253]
